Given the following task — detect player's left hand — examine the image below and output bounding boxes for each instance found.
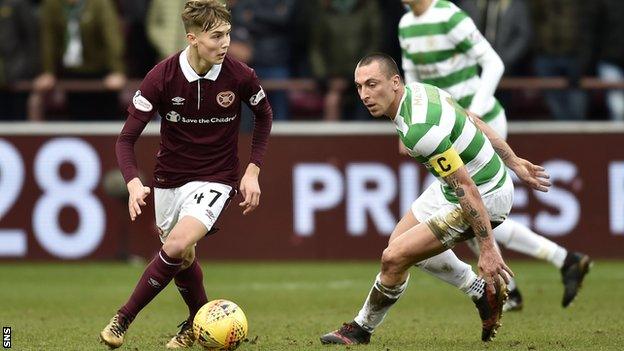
[510,157,551,192]
[239,163,261,215]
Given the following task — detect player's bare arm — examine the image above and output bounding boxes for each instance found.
[442,163,513,288]
[467,111,551,193]
[239,163,261,215]
[126,177,151,221]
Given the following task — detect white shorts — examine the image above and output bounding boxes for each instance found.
[411,174,513,248]
[154,181,234,243]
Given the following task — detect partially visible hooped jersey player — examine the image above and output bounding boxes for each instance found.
[100,1,272,349]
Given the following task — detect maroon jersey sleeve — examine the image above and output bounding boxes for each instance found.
[241,69,273,167]
[116,66,163,183]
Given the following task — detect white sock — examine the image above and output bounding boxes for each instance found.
[464,238,517,291]
[507,276,517,291]
[463,276,486,299]
[416,249,477,290]
[354,273,409,333]
[494,219,568,268]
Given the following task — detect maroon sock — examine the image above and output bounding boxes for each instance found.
[118,249,183,322]
[174,259,208,319]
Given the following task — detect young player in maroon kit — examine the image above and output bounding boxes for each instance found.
[99,1,272,348]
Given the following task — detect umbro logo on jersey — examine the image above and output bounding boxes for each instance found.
[171,96,185,105]
[148,278,161,288]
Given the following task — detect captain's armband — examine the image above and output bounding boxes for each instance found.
[429,148,463,177]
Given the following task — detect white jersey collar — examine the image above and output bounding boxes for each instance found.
[393,86,410,136]
[394,85,409,121]
[179,46,222,82]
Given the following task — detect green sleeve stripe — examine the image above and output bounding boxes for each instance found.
[457,94,474,109]
[459,129,485,163]
[481,99,504,122]
[472,154,502,186]
[446,11,468,32]
[449,107,467,143]
[402,123,434,150]
[427,138,452,159]
[456,38,474,53]
[485,169,509,194]
[400,86,413,125]
[422,65,478,89]
[424,84,442,125]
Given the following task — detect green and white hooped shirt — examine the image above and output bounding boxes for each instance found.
[395,82,507,203]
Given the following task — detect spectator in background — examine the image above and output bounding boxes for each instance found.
[32,0,126,120]
[226,0,253,64]
[310,0,380,121]
[289,0,317,78]
[529,0,586,120]
[582,0,624,121]
[0,0,39,119]
[0,0,39,86]
[376,0,406,75]
[119,0,157,78]
[459,0,531,75]
[237,0,295,120]
[146,0,187,60]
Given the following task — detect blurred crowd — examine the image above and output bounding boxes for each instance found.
[1,0,623,121]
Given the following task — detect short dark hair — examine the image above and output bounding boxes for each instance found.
[357,53,401,79]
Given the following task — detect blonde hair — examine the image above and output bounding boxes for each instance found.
[181,0,231,33]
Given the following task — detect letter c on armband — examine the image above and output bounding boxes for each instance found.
[429,148,463,177]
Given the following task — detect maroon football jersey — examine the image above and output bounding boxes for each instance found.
[116,48,273,188]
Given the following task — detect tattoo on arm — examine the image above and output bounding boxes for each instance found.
[473,115,517,164]
[444,169,492,241]
[446,173,462,195]
[494,145,512,161]
[455,187,465,197]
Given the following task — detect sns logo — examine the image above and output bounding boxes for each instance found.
[133,90,153,112]
[249,87,265,106]
[3,327,11,348]
[165,110,180,122]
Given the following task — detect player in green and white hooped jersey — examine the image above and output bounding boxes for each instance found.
[399,0,592,311]
[320,53,551,345]
[399,0,505,131]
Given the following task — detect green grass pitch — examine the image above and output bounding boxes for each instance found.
[1,261,622,350]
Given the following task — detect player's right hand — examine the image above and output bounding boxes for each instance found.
[127,177,151,221]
